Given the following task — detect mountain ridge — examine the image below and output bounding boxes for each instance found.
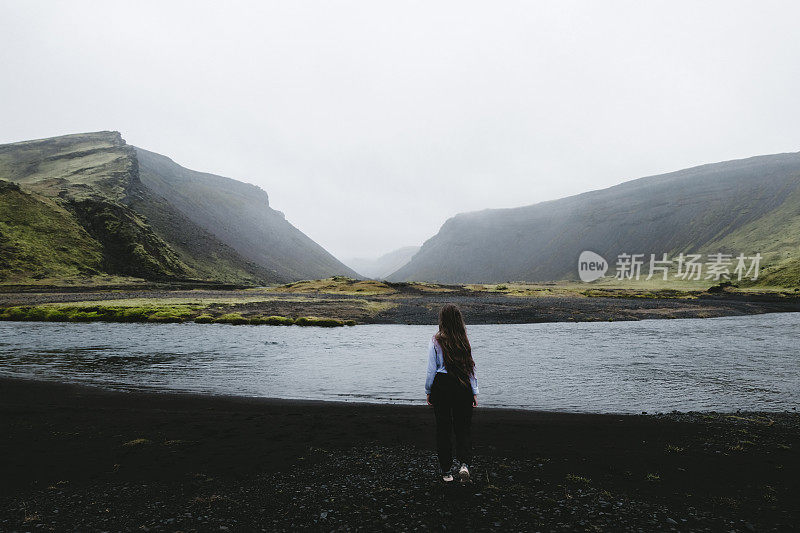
[389,151,800,286]
[0,131,356,285]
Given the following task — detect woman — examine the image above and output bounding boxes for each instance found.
[425,303,478,483]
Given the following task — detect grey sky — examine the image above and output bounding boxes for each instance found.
[2,1,799,261]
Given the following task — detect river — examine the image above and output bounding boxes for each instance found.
[0,313,797,413]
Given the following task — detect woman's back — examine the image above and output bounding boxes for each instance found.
[425,304,478,483]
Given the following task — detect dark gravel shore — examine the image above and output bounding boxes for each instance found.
[1,378,797,532]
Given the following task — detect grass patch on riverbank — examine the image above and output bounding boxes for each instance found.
[401,282,457,293]
[465,279,713,297]
[268,276,398,295]
[0,304,355,327]
[581,288,699,299]
[265,276,462,296]
[465,278,799,299]
[465,283,571,297]
[0,304,201,323]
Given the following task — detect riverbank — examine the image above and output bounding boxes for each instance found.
[1,377,797,531]
[1,277,798,325]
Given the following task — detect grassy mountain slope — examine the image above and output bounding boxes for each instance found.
[0,131,354,285]
[0,132,195,281]
[389,153,800,286]
[0,131,136,201]
[704,180,800,286]
[0,180,103,282]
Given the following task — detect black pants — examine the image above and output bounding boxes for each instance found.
[430,372,473,471]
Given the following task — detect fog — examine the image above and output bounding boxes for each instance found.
[2,1,799,260]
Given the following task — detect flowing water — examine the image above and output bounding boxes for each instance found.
[0,313,798,413]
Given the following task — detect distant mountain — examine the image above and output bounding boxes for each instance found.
[345,246,420,279]
[388,153,800,286]
[0,131,356,284]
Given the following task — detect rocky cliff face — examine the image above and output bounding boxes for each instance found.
[0,131,355,284]
[135,148,357,281]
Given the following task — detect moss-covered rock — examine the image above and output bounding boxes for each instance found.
[213,313,249,325]
[295,316,345,327]
[248,315,295,326]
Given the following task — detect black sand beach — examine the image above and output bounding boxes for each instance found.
[1,377,797,531]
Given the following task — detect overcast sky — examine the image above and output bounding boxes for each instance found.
[2,1,799,261]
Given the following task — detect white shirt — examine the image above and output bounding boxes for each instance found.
[424,336,479,395]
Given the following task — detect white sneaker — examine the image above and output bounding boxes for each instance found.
[458,464,470,482]
[442,472,454,482]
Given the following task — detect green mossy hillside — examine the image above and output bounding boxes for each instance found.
[68,197,194,280]
[0,181,103,282]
